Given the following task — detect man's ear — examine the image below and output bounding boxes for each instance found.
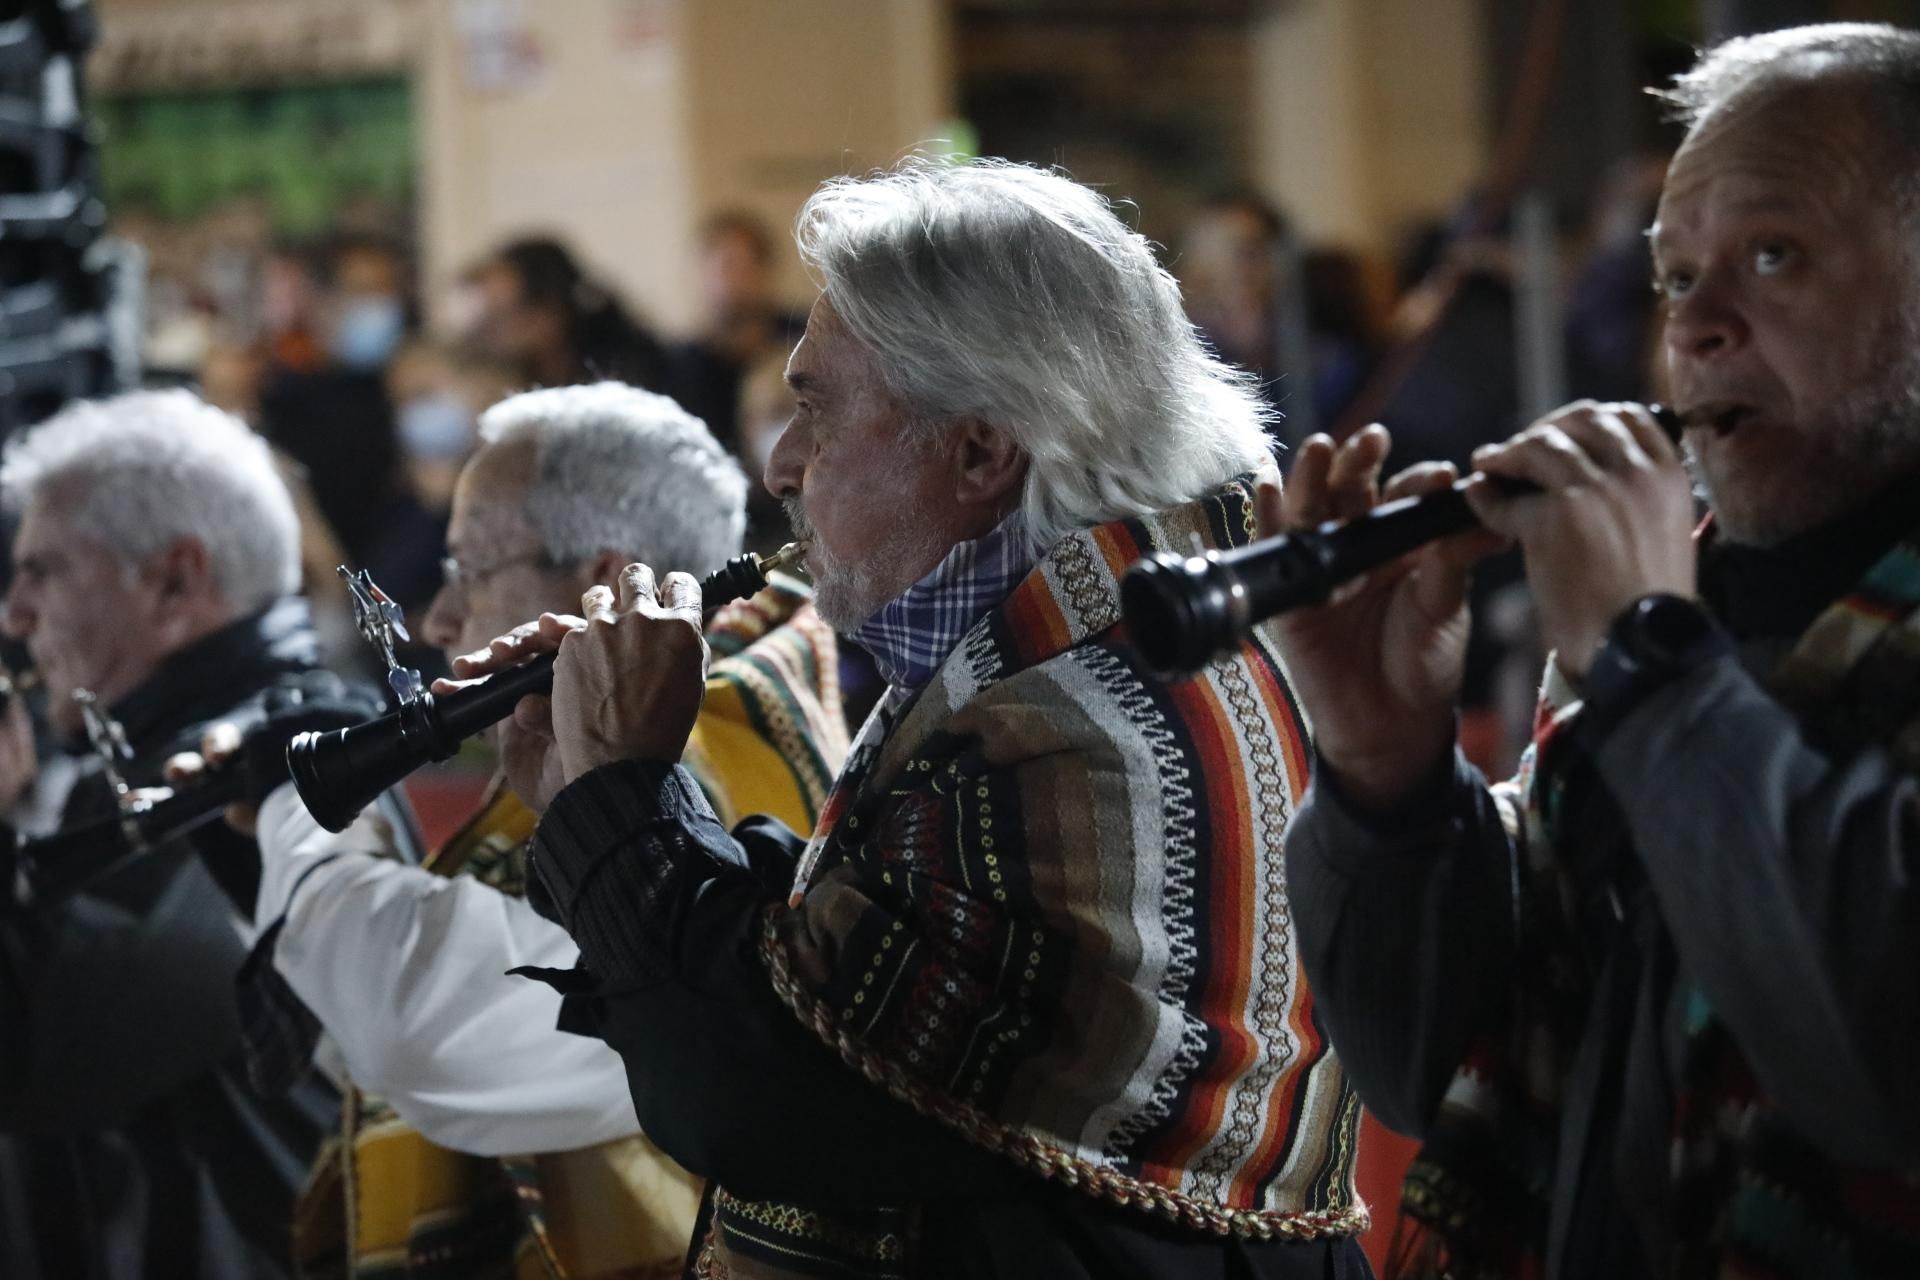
[951,418,1027,515]
[145,537,216,605]
[140,537,220,644]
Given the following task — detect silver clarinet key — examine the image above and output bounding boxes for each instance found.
[340,566,425,706]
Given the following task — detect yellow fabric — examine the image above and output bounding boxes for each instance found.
[299,591,846,1279]
[684,685,810,833]
[538,1136,704,1277]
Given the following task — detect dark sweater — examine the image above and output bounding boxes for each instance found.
[0,601,355,1278]
[1284,491,1920,1277]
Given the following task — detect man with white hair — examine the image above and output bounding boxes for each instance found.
[0,389,394,1278]
[468,161,1369,1276]
[212,382,846,1277]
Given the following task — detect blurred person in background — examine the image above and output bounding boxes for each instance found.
[258,242,327,377]
[670,210,807,455]
[457,235,674,394]
[175,382,846,1279]
[259,234,443,620]
[1566,152,1672,405]
[384,340,518,517]
[322,234,412,374]
[0,390,415,1279]
[1180,192,1381,435]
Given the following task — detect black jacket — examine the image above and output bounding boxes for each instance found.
[0,599,408,1278]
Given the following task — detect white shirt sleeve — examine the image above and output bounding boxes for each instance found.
[254,782,642,1156]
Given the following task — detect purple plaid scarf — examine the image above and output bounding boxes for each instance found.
[852,517,1032,690]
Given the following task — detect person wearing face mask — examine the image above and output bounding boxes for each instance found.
[261,237,447,616]
[326,237,412,373]
[1274,23,1920,1278]
[0,390,421,1279]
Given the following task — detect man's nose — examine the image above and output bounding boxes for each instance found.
[1665,271,1748,364]
[763,416,804,500]
[418,581,464,652]
[1,584,34,642]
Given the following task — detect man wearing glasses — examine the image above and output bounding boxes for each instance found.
[216,382,846,1278]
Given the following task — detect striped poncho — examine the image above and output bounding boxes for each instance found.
[763,476,1365,1241]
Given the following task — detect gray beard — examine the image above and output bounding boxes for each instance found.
[1689,311,1920,547]
[782,497,949,632]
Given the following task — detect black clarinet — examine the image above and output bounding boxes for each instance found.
[1121,405,1688,676]
[12,772,248,905]
[287,542,808,833]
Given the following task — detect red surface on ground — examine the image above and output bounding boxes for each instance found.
[1355,1111,1419,1274]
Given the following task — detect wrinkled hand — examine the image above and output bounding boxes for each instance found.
[448,564,708,804]
[1262,425,1505,810]
[441,612,584,812]
[1464,400,1696,682]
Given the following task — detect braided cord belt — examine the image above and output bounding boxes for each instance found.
[757,911,1370,1242]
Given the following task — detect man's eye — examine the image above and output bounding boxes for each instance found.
[1658,270,1694,298]
[1754,243,1791,274]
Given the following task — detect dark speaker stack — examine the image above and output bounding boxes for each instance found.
[0,0,130,438]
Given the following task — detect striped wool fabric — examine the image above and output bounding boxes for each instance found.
[1399,532,1920,1279]
[764,475,1365,1240]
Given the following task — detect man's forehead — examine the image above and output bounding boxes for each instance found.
[448,442,539,551]
[1660,81,1883,227]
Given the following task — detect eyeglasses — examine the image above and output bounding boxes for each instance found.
[439,551,552,592]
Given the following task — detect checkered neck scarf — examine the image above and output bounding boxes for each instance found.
[852,517,1032,691]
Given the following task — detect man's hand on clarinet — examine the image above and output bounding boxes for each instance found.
[1259,425,1503,812]
[448,563,709,804]
[1463,400,1695,683]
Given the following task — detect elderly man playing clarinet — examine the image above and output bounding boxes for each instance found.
[463,158,1371,1278]
[1273,23,1920,1279]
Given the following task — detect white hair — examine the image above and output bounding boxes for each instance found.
[795,157,1276,556]
[478,382,748,577]
[1,389,300,613]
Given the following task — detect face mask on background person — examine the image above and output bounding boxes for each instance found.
[398,390,476,461]
[330,295,406,370]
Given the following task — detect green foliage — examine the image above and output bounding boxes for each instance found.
[96,77,414,235]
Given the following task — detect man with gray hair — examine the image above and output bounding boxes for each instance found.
[210,381,846,1277]
[0,389,385,1277]
[468,161,1368,1276]
[1273,22,1920,1278]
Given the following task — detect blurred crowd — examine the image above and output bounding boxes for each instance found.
[147,160,1671,766]
[148,212,804,685]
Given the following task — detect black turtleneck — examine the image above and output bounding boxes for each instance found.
[1698,473,1920,647]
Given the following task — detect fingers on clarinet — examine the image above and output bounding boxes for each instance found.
[512,693,555,738]
[1618,402,1679,462]
[581,584,616,623]
[201,721,242,764]
[657,571,702,616]
[540,612,586,641]
[1326,425,1392,519]
[162,751,204,785]
[617,562,656,614]
[223,803,259,837]
[1252,478,1285,541]
[1381,461,1458,503]
[1280,436,1335,528]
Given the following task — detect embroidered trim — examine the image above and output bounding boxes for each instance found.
[758,910,1369,1242]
